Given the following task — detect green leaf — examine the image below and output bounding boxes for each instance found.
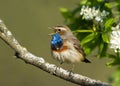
[102,32,110,43]
[84,37,98,54]
[109,68,120,86]
[98,42,104,58]
[60,8,68,13]
[81,33,95,45]
[80,0,88,5]
[105,2,119,9]
[97,0,103,2]
[97,41,108,58]
[106,54,117,59]
[105,18,114,30]
[74,30,93,33]
[60,8,73,20]
[106,61,114,67]
[107,58,120,66]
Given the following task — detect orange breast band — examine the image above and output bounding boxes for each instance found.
[53,46,68,52]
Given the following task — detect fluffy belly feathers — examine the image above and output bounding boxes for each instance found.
[52,46,83,63]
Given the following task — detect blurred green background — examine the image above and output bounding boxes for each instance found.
[0,0,115,86]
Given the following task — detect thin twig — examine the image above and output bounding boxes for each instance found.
[0,19,111,86]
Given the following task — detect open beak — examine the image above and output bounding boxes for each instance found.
[48,33,55,36]
[48,27,54,36]
[48,27,53,30]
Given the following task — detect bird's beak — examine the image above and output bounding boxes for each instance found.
[48,27,56,36]
[48,33,55,36]
[48,27,53,30]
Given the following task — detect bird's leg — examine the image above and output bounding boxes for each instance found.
[68,64,75,80]
[55,61,63,73]
[68,64,75,78]
[71,64,75,71]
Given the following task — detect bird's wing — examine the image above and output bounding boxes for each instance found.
[72,37,91,63]
[71,37,86,57]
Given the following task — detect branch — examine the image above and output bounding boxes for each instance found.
[0,19,111,86]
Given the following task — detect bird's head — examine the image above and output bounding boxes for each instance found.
[52,25,72,35]
[49,25,73,40]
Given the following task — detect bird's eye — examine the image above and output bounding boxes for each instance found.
[58,29,61,32]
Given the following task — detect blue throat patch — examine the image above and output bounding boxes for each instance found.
[51,33,63,50]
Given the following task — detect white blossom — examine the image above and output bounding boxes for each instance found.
[110,24,120,52]
[80,5,109,22]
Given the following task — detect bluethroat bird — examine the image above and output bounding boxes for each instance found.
[50,25,91,65]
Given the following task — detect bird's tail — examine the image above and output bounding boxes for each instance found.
[83,58,91,63]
